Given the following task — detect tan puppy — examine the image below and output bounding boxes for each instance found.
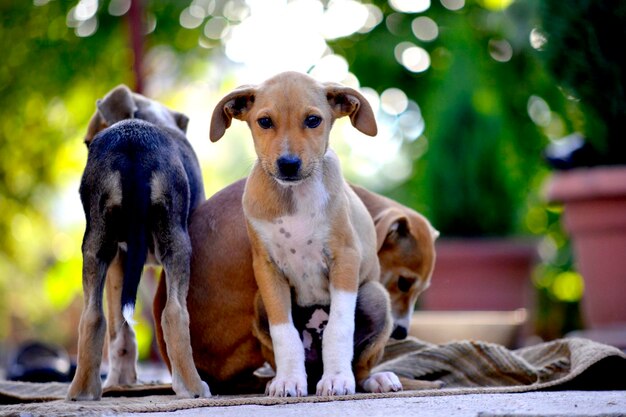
[351,184,439,340]
[208,71,399,397]
[68,86,210,400]
[154,177,439,394]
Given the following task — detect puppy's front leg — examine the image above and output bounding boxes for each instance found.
[251,232,307,397]
[317,250,359,396]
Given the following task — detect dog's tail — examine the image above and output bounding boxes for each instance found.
[120,171,151,325]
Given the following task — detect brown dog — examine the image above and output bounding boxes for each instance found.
[154,73,438,395]
[351,184,439,341]
[67,85,210,400]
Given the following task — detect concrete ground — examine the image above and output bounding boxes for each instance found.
[119,391,626,417]
[123,353,626,417]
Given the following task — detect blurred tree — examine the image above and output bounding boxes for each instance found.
[331,0,568,237]
[0,0,221,348]
[0,0,135,343]
[539,0,626,165]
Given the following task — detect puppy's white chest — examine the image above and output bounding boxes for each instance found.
[251,182,331,306]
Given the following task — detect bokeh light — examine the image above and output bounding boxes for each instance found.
[74,0,98,21]
[527,95,551,127]
[179,7,205,29]
[552,272,584,303]
[390,0,431,14]
[488,38,513,62]
[108,0,131,16]
[359,4,384,33]
[309,54,350,83]
[440,0,464,11]
[478,0,514,11]
[224,0,327,80]
[380,88,409,116]
[401,46,431,72]
[203,16,229,40]
[321,0,369,40]
[529,28,547,50]
[412,16,439,42]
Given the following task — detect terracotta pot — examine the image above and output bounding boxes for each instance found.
[547,166,626,328]
[421,238,536,311]
[409,309,528,348]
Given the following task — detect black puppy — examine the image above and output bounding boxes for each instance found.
[67,85,210,400]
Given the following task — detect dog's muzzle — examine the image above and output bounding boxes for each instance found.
[276,154,302,182]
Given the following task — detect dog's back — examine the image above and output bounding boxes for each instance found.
[80,119,203,314]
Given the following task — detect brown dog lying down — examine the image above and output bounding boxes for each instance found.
[153,178,438,394]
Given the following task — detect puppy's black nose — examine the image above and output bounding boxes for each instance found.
[277,155,301,180]
[391,325,408,340]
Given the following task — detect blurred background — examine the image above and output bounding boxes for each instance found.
[1,0,624,370]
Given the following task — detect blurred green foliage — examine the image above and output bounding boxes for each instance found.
[0,0,217,352]
[0,0,131,345]
[538,0,626,162]
[332,0,571,237]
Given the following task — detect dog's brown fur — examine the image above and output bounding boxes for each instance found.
[67,85,209,400]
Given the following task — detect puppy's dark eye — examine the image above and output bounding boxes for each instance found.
[304,115,322,129]
[397,276,414,293]
[258,117,273,129]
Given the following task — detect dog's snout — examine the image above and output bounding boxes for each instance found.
[277,155,302,180]
[391,325,408,340]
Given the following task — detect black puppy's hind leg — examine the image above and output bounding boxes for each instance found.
[67,222,117,400]
[152,175,210,398]
[353,281,402,393]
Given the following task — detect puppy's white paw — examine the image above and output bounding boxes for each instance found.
[361,371,402,393]
[316,372,356,396]
[199,381,212,398]
[266,374,308,397]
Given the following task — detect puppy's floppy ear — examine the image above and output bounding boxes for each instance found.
[172,110,190,133]
[429,224,440,240]
[96,84,138,125]
[84,84,137,146]
[210,86,256,142]
[325,84,377,136]
[84,110,107,146]
[373,208,410,251]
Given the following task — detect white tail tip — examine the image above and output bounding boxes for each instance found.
[123,305,137,326]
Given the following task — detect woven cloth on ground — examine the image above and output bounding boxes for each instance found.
[1,337,624,416]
